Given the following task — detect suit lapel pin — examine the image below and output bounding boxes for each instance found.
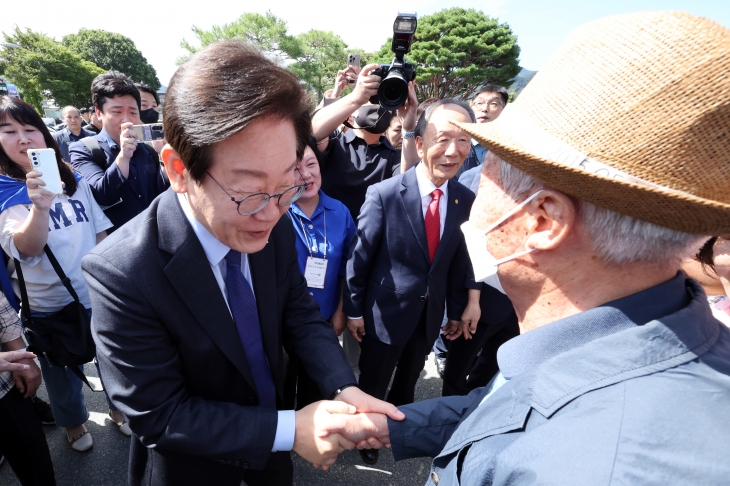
[455,199,459,204]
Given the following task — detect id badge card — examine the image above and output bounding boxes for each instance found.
[304,257,328,289]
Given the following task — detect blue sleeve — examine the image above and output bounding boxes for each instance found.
[339,209,357,277]
[389,387,485,461]
[69,140,127,207]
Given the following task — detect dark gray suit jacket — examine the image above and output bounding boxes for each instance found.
[52,126,94,162]
[343,167,475,346]
[82,189,355,482]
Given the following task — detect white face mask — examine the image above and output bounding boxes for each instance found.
[460,190,544,294]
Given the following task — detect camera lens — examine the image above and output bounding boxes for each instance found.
[377,69,409,111]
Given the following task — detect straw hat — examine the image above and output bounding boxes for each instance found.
[454,11,730,235]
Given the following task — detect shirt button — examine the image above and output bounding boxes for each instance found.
[308,224,314,229]
[431,471,440,484]
[309,292,313,296]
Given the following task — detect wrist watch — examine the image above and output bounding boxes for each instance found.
[403,131,416,139]
[329,384,357,400]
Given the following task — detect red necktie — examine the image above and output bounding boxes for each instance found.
[425,189,442,262]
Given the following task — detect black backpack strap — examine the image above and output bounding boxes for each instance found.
[81,137,107,170]
[13,257,31,324]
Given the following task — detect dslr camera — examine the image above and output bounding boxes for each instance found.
[370,12,418,111]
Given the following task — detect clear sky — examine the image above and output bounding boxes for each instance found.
[2,0,728,87]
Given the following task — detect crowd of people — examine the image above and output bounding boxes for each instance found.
[0,9,729,486]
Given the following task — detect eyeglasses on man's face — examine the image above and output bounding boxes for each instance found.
[207,171,309,216]
[472,100,504,111]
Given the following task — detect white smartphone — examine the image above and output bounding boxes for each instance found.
[347,54,361,84]
[130,123,164,143]
[27,148,63,194]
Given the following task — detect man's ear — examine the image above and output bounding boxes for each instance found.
[415,135,425,160]
[523,190,576,251]
[161,145,188,194]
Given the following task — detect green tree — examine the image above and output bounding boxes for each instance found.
[179,11,301,65]
[63,29,160,88]
[374,8,521,100]
[289,30,348,100]
[1,27,105,112]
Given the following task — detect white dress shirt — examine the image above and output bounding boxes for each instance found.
[177,193,295,452]
[416,162,449,237]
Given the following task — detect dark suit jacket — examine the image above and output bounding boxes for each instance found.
[52,126,94,162]
[343,167,475,347]
[68,131,169,231]
[82,189,355,484]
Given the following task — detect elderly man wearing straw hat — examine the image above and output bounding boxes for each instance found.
[320,11,730,484]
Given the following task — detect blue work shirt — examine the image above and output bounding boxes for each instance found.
[288,191,356,320]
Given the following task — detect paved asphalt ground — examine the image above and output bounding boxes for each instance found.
[0,353,444,486]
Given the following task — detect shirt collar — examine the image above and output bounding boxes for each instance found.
[100,129,119,150]
[290,190,330,220]
[342,129,395,150]
[176,192,231,268]
[415,162,449,199]
[497,271,691,379]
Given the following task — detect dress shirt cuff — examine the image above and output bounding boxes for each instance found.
[346,316,363,320]
[271,410,296,452]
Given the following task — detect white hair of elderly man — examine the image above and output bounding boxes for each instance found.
[489,152,706,268]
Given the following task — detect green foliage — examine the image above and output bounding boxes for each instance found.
[375,8,522,100]
[289,30,347,101]
[2,27,105,112]
[179,11,301,65]
[63,29,160,89]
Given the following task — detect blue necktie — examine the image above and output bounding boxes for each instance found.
[224,250,277,408]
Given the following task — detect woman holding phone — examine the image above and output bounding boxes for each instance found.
[284,137,357,408]
[0,96,120,452]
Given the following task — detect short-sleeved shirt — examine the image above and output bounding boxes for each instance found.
[287,191,356,319]
[320,129,401,221]
[0,179,113,312]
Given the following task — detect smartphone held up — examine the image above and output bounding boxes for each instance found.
[27,149,63,195]
[130,123,164,142]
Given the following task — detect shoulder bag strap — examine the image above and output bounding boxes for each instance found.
[43,244,81,303]
[13,257,31,322]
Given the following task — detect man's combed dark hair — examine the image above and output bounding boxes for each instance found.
[163,39,312,183]
[135,82,159,106]
[0,97,78,195]
[473,84,509,106]
[91,71,141,113]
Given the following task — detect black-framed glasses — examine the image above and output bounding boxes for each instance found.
[472,101,504,111]
[207,171,308,216]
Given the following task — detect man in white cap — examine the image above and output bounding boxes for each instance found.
[321,11,730,484]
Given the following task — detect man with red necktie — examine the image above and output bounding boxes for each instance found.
[344,99,479,465]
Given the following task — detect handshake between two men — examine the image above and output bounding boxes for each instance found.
[292,386,401,469]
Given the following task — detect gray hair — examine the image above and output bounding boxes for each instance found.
[487,152,707,267]
[414,98,476,138]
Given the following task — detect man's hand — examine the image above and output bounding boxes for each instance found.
[0,350,36,372]
[351,64,381,106]
[328,387,404,449]
[459,301,481,340]
[396,81,419,132]
[118,122,138,161]
[13,358,42,398]
[347,318,366,342]
[293,400,357,470]
[319,412,390,450]
[442,319,464,341]
[329,310,347,336]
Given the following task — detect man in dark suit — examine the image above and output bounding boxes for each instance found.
[82,41,402,486]
[69,71,169,232]
[52,106,94,161]
[343,99,477,464]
